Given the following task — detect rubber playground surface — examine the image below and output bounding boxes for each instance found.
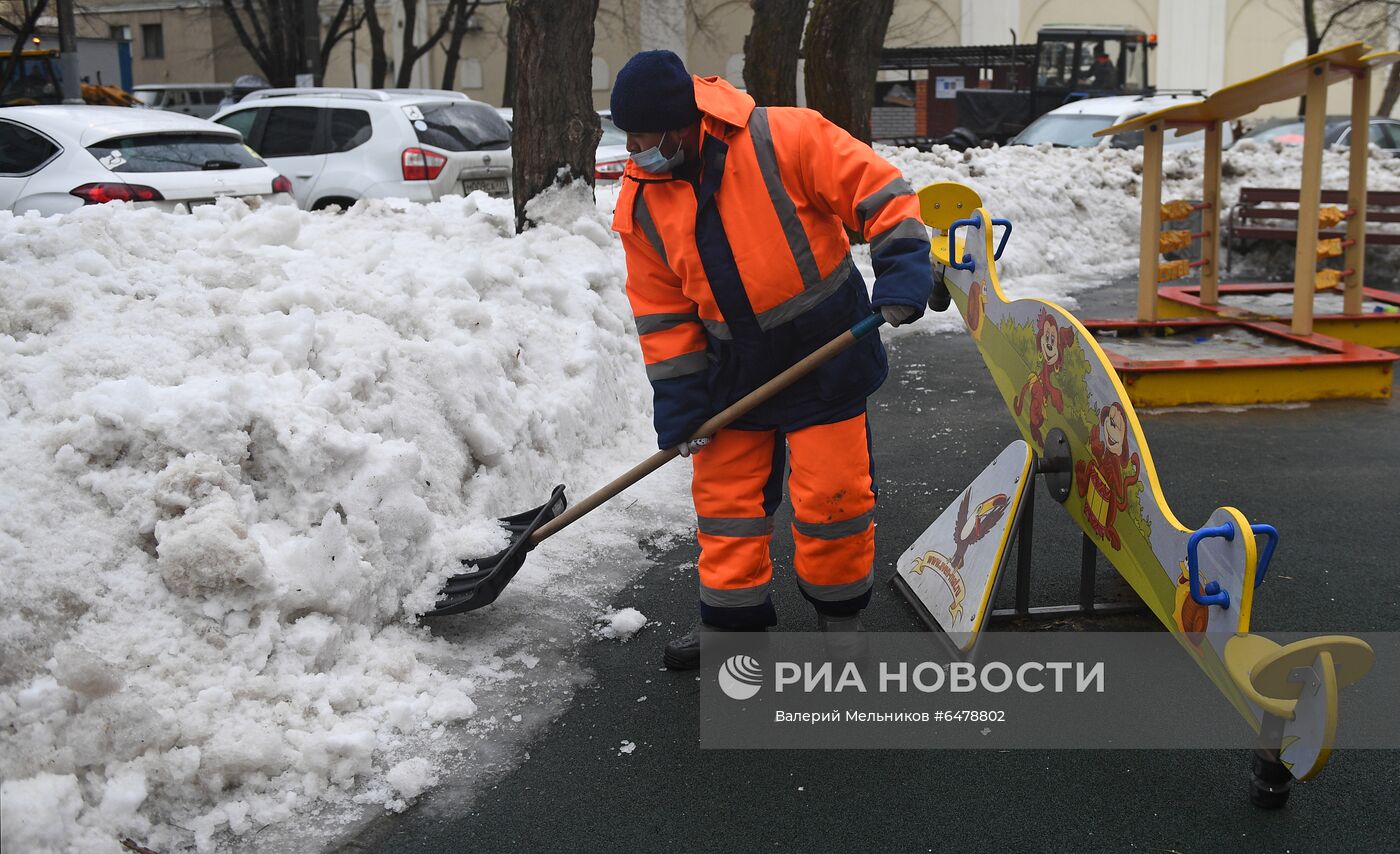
[348,280,1400,854]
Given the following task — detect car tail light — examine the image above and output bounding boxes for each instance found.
[402,147,448,181]
[70,183,164,204]
[595,159,627,180]
[272,175,293,194]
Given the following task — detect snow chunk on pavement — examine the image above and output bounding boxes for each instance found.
[595,608,648,641]
[385,757,438,804]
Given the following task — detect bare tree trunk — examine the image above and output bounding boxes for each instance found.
[802,0,895,142]
[508,0,601,232]
[501,9,517,106]
[221,0,360,87]
[320,0,362,79]
[445,0,501,88]
[1381,61,1400,115]
[363,0,389,87]
[743,0,806,106]
[1300,0,1321,115]
[440,0,480,90]
[394,0,461,87]
[395,0,421,87]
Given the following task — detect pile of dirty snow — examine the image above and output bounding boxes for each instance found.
[0,187,690,853]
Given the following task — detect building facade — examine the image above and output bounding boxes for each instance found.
[63,0,1396,118]
[62,0,254,86]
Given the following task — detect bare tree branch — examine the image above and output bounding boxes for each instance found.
[441,0,487,89]
[396,0,461,86]
[1,0,52,97]
[1297,0,1400,114]
[320,0,362,75]
[1317,0,1385,42]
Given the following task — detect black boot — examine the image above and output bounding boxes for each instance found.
[817,612,868,666]
[817,613,865,632]
[663,623,767,671]
[663,626,703,671]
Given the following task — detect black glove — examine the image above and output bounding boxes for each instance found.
[928,277,952,312]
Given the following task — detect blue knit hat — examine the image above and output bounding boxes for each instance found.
[609,50,701,133]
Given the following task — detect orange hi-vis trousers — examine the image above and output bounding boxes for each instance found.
[690,412,876,628]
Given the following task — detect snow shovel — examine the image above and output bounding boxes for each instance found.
[425,311,891,617]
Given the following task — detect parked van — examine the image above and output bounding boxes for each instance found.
[132,84,229,119]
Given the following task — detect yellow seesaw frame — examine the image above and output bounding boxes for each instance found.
[916,181,1374,782]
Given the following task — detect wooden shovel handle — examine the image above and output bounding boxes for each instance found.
[529,313,887,545]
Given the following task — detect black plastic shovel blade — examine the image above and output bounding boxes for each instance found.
[424,485,568,617]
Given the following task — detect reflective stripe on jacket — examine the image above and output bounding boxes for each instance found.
[612,75,933,448]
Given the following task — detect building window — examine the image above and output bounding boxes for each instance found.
[459,58,482,89]
[109,25,131,42]
[141,23,163,59]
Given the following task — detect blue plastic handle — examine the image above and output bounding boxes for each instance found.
[1251,524,1279,587]
[991,218,1013,261]
[1187,522,1235,609]
[849,312,887,339]
[947,217,979,271]
[946,216,1014,272]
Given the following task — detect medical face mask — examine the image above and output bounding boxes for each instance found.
[631,131,685,174]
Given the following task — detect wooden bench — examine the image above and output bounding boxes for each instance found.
[1225,187,1400,272]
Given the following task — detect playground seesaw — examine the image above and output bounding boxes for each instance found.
[894,181,1376,808]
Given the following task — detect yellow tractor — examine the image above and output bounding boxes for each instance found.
[0,49,141,107]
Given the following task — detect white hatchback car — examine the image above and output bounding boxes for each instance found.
[212,88,512,210]
[1011,94,1236,149]
[0,105,290,216]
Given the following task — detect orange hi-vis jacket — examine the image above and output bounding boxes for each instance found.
[612,76,933,447]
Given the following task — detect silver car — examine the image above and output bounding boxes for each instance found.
[132,84,231,119]
[213,88,512,210]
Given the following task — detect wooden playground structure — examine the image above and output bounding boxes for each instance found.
[1082,42,1400,406]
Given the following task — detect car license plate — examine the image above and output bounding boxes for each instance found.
[188,195,256,208]
[461,177,510,197]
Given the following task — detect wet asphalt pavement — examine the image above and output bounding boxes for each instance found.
[347,280,1400,854]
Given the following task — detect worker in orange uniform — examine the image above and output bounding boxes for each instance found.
[609,51,934,670]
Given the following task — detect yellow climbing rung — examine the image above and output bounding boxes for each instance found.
[1160,200,1197,221]
[1317,238,1343,258]
[1318,206,1349,229]
[1158,259,1192,282]
[1159,230,1194,253]
[1315,268,1345,290]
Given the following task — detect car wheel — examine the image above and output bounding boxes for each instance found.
[312,197,358,212]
